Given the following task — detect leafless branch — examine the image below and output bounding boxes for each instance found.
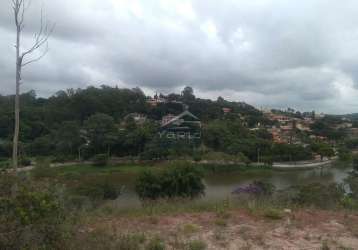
[12,0,54,62]
[18,0,31,30]
[19,3,55,65]
[22,42,49,67]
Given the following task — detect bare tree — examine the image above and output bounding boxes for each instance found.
[12,0,54,172]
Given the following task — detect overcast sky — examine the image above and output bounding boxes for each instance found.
[1,0,358,114]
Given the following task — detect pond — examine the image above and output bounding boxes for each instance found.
[115,164,353,209]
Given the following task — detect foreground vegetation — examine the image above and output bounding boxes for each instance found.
[1,160,358,249]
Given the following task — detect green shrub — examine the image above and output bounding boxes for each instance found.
[62,171,82,180]
[293,183,344,209]
[345,171,358,200]
[187,240,207,250]
[92,154,108,167]
[141,139,169,160]
[275,186,301,207]
[20,157,32,167]
[32,159,56,178]
[0,160,10,169]
[192,151,202,162]
[135,171,163,200]
[0,174,69,250]
[201,151,237,162]
[341,196,358,210]
[147,237,165,250]
[117,234,146,250]
[182,223,200,235]
[65,195,93,212]
[52,154,73,163]
[254,180,275,196]
[263,208,283,220]
[321,240,330,250]
[353,155,358,172]
[161,164,205,199]
[214,218,227,227]
[76,176,122,200]
[69,231,146,250]
[135,163,205,200]
[338,147,352,162]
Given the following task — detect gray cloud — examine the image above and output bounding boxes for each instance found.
[1,0,358,114]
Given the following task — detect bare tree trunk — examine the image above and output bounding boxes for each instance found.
[11,0,54,173]
[12,19,21,172]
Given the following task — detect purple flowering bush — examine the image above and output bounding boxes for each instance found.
[232,181,275,197]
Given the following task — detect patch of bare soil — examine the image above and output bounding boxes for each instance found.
[88,209,358,249]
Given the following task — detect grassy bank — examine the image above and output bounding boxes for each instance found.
[90,197,299,223]
[43,161,273,177]
[52,163,162,175]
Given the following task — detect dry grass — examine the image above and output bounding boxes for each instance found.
[77,208,358,250]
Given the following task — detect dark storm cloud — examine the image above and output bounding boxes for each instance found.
[1,0,358,113]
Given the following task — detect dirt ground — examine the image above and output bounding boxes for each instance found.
[88,209,358,250]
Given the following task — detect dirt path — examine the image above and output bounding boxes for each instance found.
[5,157,338,174]
[273,158,336,170]
[5,161,88,173]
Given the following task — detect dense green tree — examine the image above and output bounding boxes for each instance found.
[181,86,195,102]
[310,119,346,140]
[147,102,183,120]
[345,139,358,149]
[337,146,352,162]
[202,118,273,161]
[54,121,83,156]
[27,135,54,156]
[84,113,117,154]
[135,163,205,200]
[0,140,12,158]
[0,113,12,139]
[311,142,335,160]
[271,143,313,162]
[202,120,232,151]
[352,121,358,128]
[140,139,169,160]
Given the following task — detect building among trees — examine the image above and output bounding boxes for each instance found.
[147,92,167,107]
[159,110,201,141]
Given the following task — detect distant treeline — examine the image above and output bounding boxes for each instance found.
[0,86,267,160]
[0,85,338,163]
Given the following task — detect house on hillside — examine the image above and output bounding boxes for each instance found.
[159,110,201,141]
[161,114,176,126]
[268,127,285,144]
[334,122,353,129]
[222,107,232,114]
[296,121,312,132]
[347,128,358,138]
[270,114,291,124]
[314,112,325,120]
[147,92,167,107]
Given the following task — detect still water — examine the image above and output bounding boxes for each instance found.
[115,165,353,208]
